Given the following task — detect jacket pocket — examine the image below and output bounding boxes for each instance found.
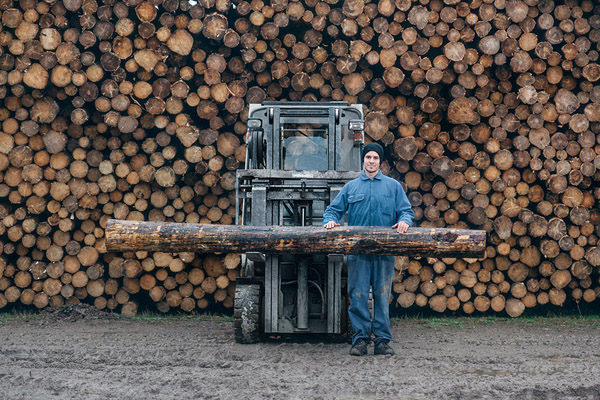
[347,193,365,216]
[348,193,365,203]
[379,195,394,215]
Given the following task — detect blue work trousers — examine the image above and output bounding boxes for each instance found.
[347,254,394,346]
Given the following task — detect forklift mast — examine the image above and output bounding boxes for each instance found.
[234,101,365,343]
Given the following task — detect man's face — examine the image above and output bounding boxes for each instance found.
[363,151,380,174]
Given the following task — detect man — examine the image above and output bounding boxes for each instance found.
[323,142,414,356]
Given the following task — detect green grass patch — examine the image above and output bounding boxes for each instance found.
[127,311,234,323]
[0,307,234,325]
[422,318,466,328]
[391,313,600,329]
[0,309,43,324]
[514,313,600,326]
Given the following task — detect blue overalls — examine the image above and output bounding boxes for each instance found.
[323,170,414,345]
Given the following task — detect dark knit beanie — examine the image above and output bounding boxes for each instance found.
[362,142,384,160]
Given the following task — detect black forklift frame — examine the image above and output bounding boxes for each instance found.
[235,101,364,336]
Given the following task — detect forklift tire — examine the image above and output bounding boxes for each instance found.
[234,284,262,344]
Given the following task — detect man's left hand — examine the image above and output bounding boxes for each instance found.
[392,221,409,234]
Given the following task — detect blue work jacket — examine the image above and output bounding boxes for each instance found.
[323,170,414,228]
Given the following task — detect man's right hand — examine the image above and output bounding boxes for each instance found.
[324,221,340,229]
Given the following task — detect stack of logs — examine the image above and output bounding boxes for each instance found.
[0,0,599,317]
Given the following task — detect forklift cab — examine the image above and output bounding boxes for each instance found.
[234,102,365,343]
[245,101,364,172]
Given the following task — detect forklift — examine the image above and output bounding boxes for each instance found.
[234,101,365,343]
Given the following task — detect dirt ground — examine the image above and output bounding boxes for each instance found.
[2,305,600,400]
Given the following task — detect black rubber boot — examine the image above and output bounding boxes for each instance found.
[349,338,369,356]
[374,340,395,356]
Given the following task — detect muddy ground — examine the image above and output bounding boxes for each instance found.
[1,305,600,400]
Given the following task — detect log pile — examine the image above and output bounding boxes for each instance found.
[0,0,599,317]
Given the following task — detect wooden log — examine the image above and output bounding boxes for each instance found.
[121,301,138,317]
[106,220,486,257]
[505,298,525,318]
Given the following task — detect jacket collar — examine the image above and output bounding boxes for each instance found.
[360,170,382,180]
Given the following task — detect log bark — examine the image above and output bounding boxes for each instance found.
[106,220,486,257]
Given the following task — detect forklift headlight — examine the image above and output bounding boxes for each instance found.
[247,118,262,129]
[348,120,364,131]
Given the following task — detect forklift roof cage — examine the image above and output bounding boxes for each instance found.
[245,101,365,172]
